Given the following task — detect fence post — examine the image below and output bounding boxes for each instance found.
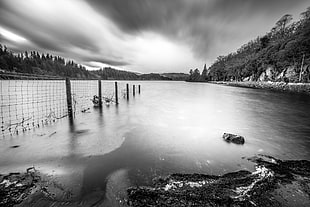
[138,85,141,94]
[65,78,73,120]
[115,81,119,105]
[126,83,129,100]
[98,80,102,107]
[133,85,135,96]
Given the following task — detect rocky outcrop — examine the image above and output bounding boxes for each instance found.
[258,65,310,83]
[223,133,245,144]
[127,155,310,207]
[0,167,73,207]
[258,66,275,81]
[0,167,39,206]
[213,81,310,95]
[243,74,254,81]
[275,69,286,81]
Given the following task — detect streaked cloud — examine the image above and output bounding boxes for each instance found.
[0,0,309,73]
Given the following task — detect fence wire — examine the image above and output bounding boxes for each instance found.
[101,81,128,101]
[0,80,67,137]
[1,78,136,138]
[71,80,98,115]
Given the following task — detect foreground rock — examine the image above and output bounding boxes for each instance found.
[127,155,310,207]
[0,167,73,207]
[223,133,245,144]
[0,167,39,207]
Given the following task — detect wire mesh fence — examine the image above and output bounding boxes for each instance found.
[1,75,139,138]
[71,80,98,115]
[0,79,67,137]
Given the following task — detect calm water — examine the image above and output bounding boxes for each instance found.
[1,81,310,204]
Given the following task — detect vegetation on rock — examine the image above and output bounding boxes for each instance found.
[127,155,310,207]
[188,7,310,83]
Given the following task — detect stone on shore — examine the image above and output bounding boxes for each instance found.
[127,155,310,207]
[223,133,245,144]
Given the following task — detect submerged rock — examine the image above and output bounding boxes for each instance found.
[0,168,39,207]
[223,133,245,144]
[0,167,74,207]
[9,145,20,149]
[127,155,310,207]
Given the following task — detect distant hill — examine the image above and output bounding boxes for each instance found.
[139,73,172,80]
[161,73,189,81]
[90,67,139,80]
[0,45,97,79]
[0,45,183,80]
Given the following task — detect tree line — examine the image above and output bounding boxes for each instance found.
[0,45,180,80]
[187,7,310,83]
[0,45,96,79]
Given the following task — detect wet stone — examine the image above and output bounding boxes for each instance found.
[223,133,245,144]
[127,155,310,207]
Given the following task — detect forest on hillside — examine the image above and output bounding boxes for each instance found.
[0,45,96,79]
[188,7,310,83]
[0,45,188,80]
[0,45,143,80]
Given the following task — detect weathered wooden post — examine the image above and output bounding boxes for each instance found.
[133,85,135,96]
[138,85,141,94]
[65,78,73,120]
[126,83,129,100]
[115,81,119,105]
[98,80,102,107]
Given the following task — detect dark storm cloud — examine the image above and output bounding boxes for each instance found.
[87,0,309,59]
[88,0,306,30]
[0,0,309,72]
[0,0,137,70]
[0,5,101,54]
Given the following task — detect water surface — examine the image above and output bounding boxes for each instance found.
[1,81,310,204]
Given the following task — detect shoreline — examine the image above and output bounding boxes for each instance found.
[2,155,310,206]
[127,155,310,207]
[209,81,310,95]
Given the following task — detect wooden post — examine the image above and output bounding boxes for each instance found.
[133,85,135,96]
[138,85,141,94]
[65,78,73,120]
[98,80,102,107]
[115,81,119,105]
[126,83,129,100]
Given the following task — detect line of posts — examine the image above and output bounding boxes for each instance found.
[66,78,141,119]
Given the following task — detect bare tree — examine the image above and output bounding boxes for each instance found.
[301,6,310,20]
[275,14,293,37]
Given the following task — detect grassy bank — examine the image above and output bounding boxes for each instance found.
[1,155,310,206]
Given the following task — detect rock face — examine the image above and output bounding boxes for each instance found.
[250,64,310,83]
[0,167,74,207]
[127,155,310,207]
[0,167,39,207]
[243,74,254,81]
[275,69,286,81]
[223,133,245,144]
[284,66,299,82]
[258,66,274,81]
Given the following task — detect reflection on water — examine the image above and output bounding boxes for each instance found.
[1,81,310,203]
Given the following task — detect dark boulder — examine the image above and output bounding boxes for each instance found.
[127,155,310,207]
[223,133,245,144]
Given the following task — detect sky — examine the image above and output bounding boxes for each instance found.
[0,0,309,73]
